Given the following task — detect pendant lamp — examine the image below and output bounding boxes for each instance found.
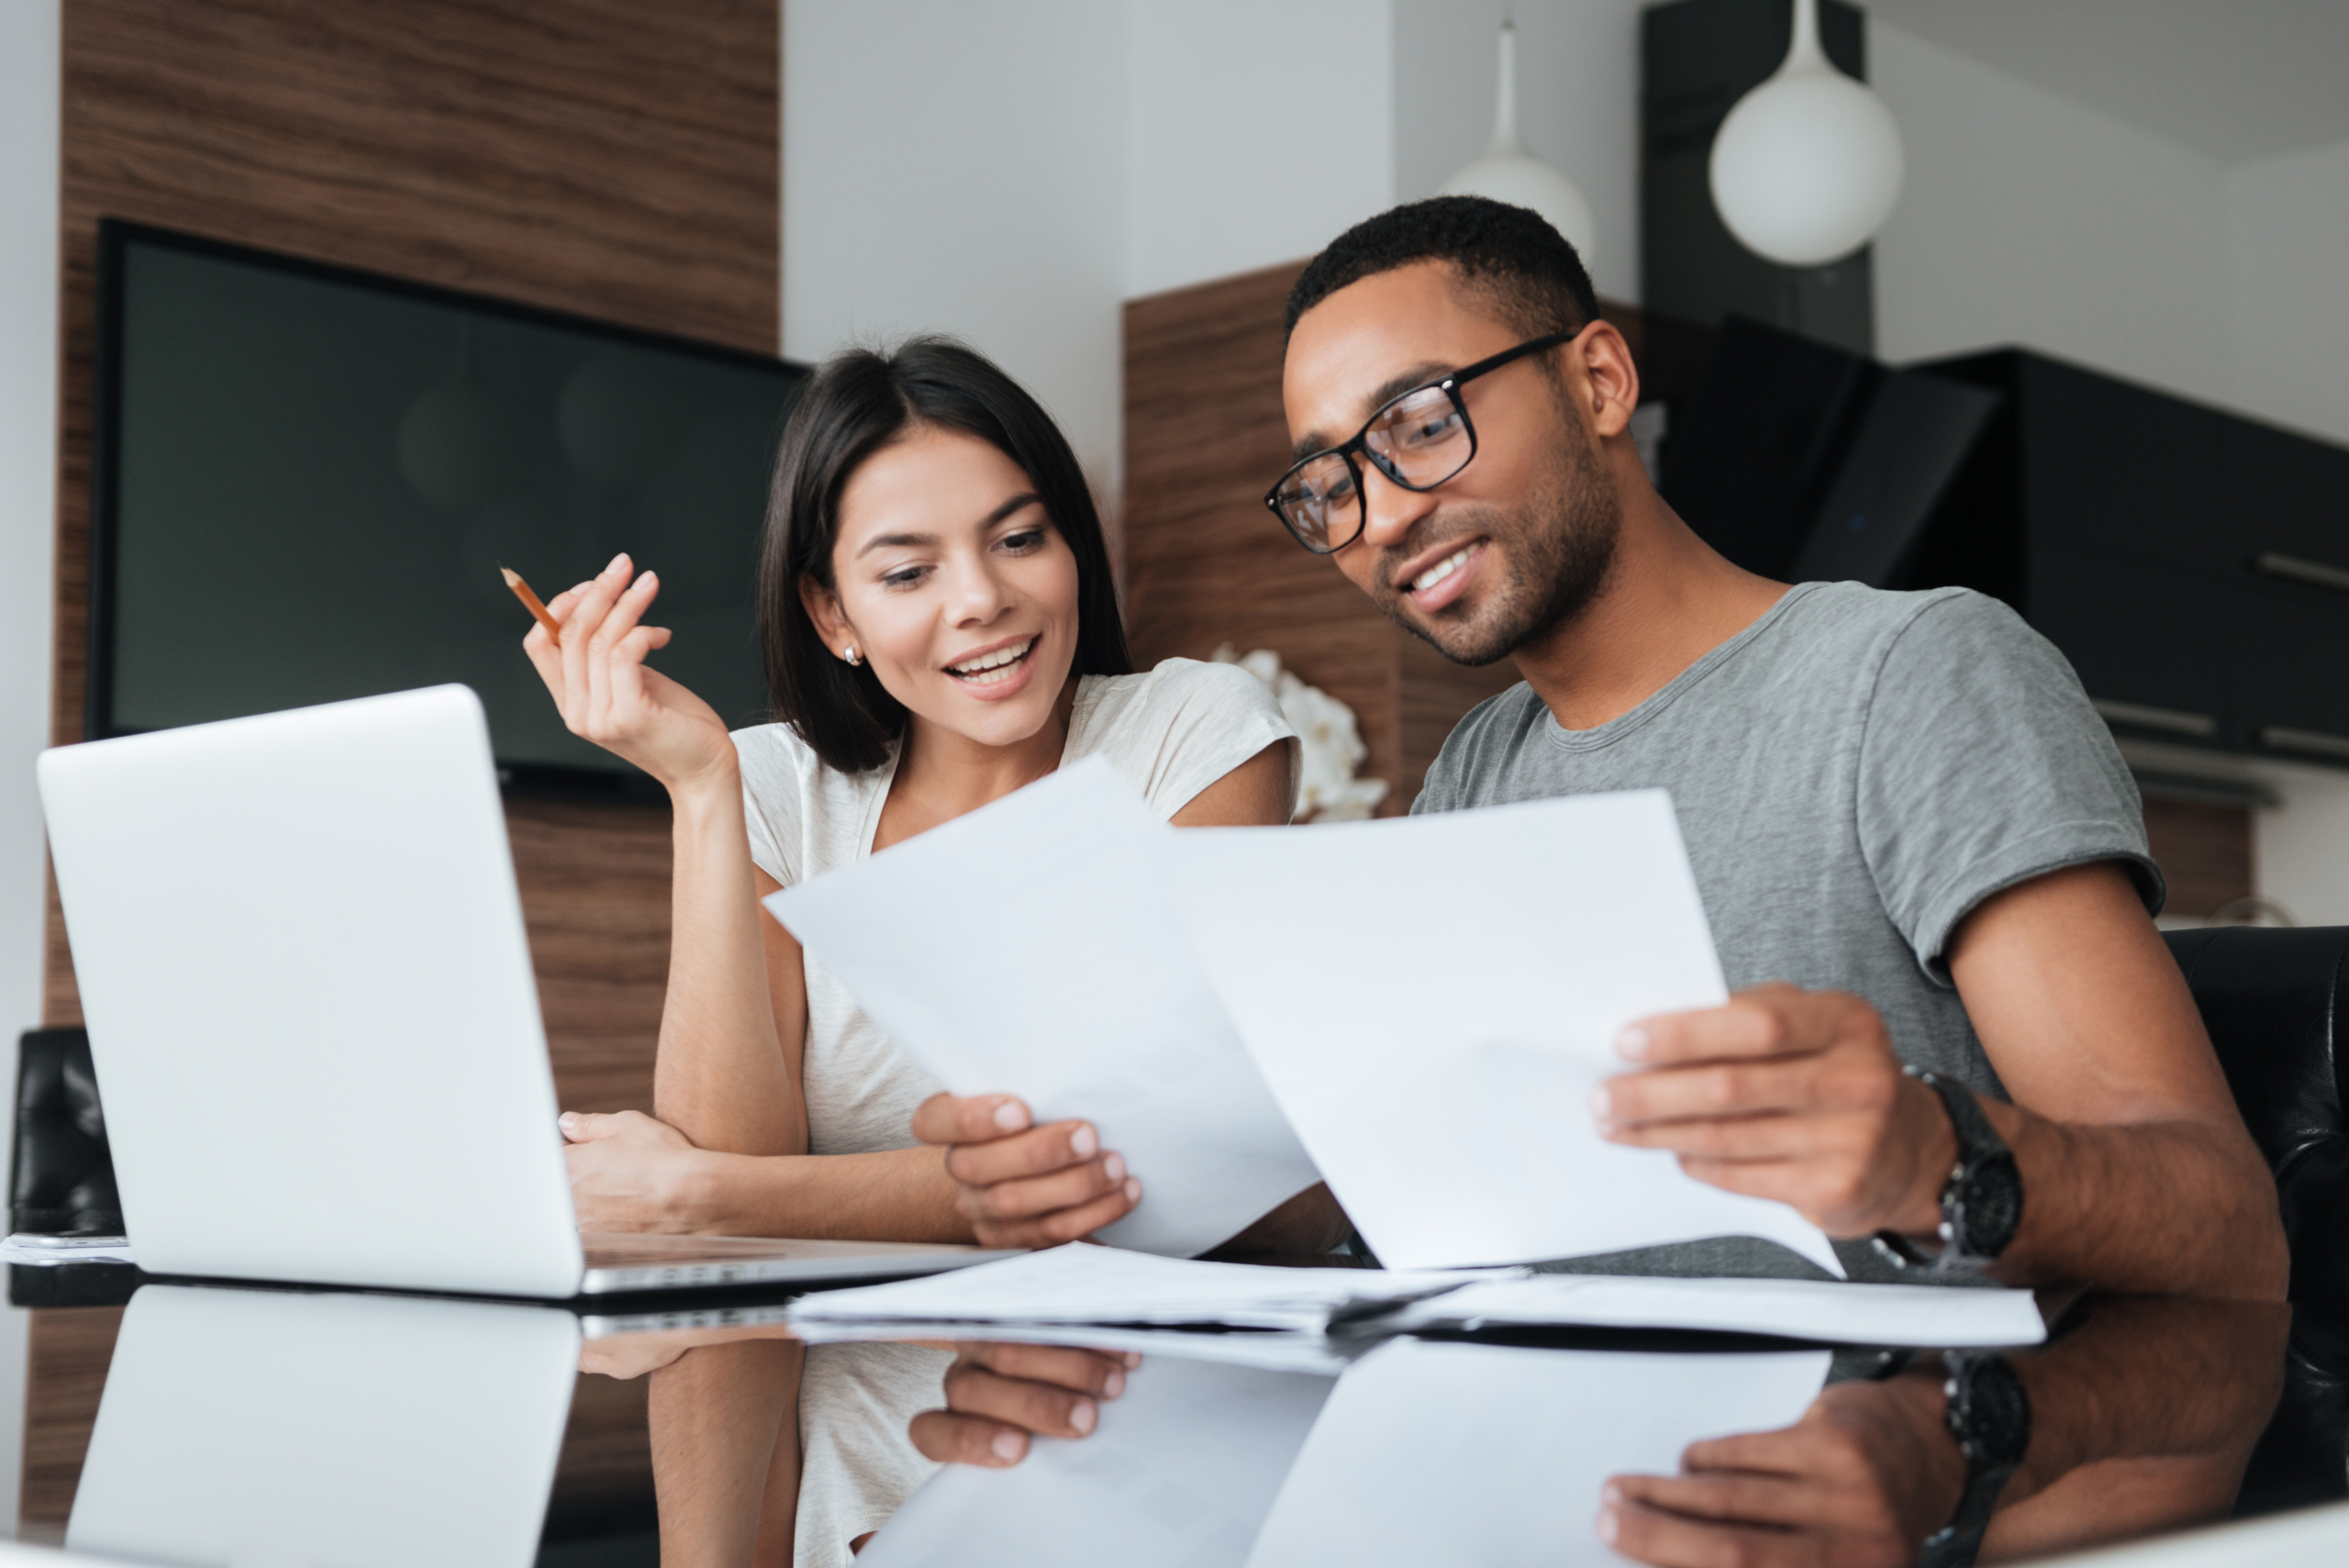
[1440,20,1597,260]
[1708,0,1903,267]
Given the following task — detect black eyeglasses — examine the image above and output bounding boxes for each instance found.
[1264,328,1583,554]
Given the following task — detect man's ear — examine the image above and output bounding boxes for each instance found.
[799,574,850,656]
[1573,321,1642,441]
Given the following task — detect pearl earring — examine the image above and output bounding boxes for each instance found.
[844,646,862,667]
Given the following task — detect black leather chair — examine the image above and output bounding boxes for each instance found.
[2164,927,2349,1515]
[11,1026,121,1237]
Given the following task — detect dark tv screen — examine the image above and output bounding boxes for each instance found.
[93,221,806,791]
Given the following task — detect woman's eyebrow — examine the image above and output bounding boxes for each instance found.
[977,491,1044,528]
[853,529,940,559]
[851,493,1043,560]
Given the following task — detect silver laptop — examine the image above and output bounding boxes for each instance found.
[39,684,1014,1297]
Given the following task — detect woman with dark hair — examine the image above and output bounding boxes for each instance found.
[522,338,1318,1564]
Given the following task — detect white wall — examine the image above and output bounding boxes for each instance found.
[2226,136,2349,450]
[1124,0,1394,301]
[781,1,1128,495]
[1870,20,2232,406]
[0,0,60,1536]
[1391,0,1645,304]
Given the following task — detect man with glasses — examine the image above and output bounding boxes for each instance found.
[917,195,2280,1308]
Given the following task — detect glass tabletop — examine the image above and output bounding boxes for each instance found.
[18,1271,2344,1568]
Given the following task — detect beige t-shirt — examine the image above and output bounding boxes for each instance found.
[730,657,1297,1568]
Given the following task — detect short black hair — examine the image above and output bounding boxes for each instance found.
[1285,195,1599,342]
[757,337,1132,774]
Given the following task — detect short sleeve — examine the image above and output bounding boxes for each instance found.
[1856,591,2162,984]
[1077,660,1299,820]
[730,723,808,887]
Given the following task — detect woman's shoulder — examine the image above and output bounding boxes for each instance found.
[1072,658,1297,817]
[1077,657,1287,730]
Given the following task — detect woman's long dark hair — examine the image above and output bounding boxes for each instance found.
[758,337,1132,773]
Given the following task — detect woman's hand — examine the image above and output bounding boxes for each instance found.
[909,1094,1141,1248]
[561,1109,718,1234]
[521,550,735,795]
[908,1342,1139,1466]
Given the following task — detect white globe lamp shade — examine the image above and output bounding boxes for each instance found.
[1440,22,1597,261]
[1708,0,1903,267]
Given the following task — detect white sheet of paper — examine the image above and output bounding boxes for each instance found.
[785,1241,1506,1333]
[859,1354,1335,1568]
[1377,1273,2045,1347]
[1246,1339,1831,1568]
[1170,789,1843,1274]
[765,758,1319,1257]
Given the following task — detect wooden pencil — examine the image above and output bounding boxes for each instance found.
[500,567,562,645]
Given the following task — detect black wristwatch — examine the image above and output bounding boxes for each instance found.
[1920,1350,2032,1568]
[1872,1069,2023,1275]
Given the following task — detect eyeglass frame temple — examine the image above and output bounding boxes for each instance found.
[1262,326,1586,554]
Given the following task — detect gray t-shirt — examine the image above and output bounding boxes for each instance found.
[1413,581,2161,1281]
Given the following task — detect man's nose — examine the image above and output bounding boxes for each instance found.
[1357,462,1439,551]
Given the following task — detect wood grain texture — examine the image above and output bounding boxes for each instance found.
[2142,799,2254,919]
[17,1304,652,1542]
[34,0,775,1532]
[1121,263,1698,816]
[18,1307,121,1543]
[45,0,775,1059]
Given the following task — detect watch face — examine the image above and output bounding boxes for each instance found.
[1958,1151,2023,1257]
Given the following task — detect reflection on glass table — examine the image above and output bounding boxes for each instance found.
[66,1284,578,1568]
[639,1292,2315,1568]
[27,1281,2349,1568]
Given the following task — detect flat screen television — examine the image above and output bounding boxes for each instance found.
[90,219,807,795]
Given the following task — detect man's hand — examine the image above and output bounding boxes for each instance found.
[561,1109,714,1233]
[1599,1372,1965,1567]
[1594,984,1956,1240]
[908,1342,1139,1466]
[910,1094,1142,1248]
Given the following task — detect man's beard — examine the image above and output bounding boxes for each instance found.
[1372,426,1621,668]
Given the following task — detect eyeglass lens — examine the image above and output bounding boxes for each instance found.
[1274,384,1475,549]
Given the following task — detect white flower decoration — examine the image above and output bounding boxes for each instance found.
[1211,644,1390,824]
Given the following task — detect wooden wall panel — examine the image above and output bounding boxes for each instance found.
[46,0,777,1063]
[1122,262,1705,817]
[2143,799,2254,919]
[17,1307,120,1544]
[35,0,778,1533]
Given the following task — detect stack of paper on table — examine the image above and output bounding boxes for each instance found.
[1168,789,1847,1276]
[785,1242,1507,1334]
[765,759,1319,1259]
[1375,1273,2046,1347]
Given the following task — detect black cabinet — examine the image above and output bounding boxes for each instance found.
[1916,350,2349,767]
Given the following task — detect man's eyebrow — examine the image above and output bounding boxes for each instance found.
[852,492,1042,559]
[1290,361,1453,461]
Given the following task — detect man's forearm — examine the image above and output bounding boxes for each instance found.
[1980,1295,2288,1558]
[676,1143,974,1244]
[1979,1103,2286,1300]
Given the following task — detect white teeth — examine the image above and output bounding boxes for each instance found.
[1412,546,1477,594]
[949,638,1035,680]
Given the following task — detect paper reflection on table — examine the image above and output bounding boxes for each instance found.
[67,1284,580,1568]
[1248,1340,1830,1566]
[850,1329,1826,1568]
[858,1347,1336,1568]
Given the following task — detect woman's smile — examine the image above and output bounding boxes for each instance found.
[942,632,1041,700]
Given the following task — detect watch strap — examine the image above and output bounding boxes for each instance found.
[1921,1351,2032,1568]
[1871,1069,2021,1274]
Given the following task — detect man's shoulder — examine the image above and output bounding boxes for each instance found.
[1413,681,1545,814]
